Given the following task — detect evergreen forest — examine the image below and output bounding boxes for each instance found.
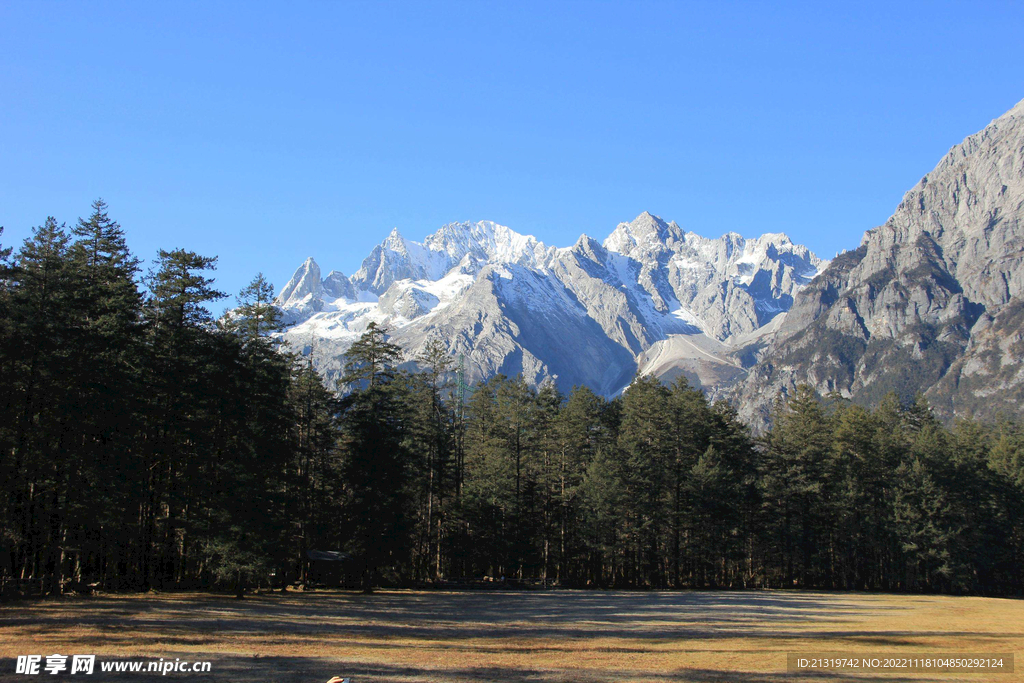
[2,203,1023,597]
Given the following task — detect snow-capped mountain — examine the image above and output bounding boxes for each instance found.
[275,213,825,396]
[270,98,1024,427]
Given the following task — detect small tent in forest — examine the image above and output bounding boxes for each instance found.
[305,550,357,587]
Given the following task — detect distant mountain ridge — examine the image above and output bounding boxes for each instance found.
[275,213,824,395]
[273,97,1024,427]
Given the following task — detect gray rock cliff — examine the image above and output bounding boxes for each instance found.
[733,97,1024,428]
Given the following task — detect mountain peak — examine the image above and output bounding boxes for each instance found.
[603,211,680,254]
[322,269,355,300]
[383,227,406,250]
[423,220,549,267]
[276,256,322,306]
[631,211,667,230]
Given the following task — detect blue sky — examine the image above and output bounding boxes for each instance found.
[2,1,1023,306]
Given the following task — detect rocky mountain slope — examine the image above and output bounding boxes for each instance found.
[275,213,824,395]
[733,97,1024,427]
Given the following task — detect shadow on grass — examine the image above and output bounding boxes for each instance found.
[1,591,1015,683]
[0,653,964,683]
[1,589,1010,647]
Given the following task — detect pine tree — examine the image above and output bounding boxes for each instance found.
[67,203,145,593]
[288,355,342,586]
[827,402,888,588]
[666,376,711,586]
[578,437,625,586]
[228,272,283,343]
[708,399,757,587]
[617,375,673,587]
[989,420,1024,487]
[462,377,509,577]
[407,339,455,581]
[141,248,228,589]
[533,381,563,582]
[760,385,832,587]
[69,199,143,341]
[495,375,540,579]
[553,385,608,584]
[0,227,13,550]
[2,219,77,591]
[338,323,410,591]
[146,249,225,330]
[685,445,732,586]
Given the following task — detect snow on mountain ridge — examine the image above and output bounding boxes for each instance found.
[346,220,558,296]
[424,220,554,267]
[603,211,684,255]
[272,212,825,396]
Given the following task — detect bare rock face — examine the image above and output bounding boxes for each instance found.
[733,97,1024,429]
[276,257,324,324]
[601,212,823,341]
[322,270,356,300]
[270,214,823,396]
[378,284,438,319]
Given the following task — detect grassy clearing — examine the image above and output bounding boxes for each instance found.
[1,589,1021,682]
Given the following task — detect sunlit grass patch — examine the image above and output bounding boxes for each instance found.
[2,590,1021,682]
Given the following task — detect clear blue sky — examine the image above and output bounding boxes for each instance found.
[2,1,1023,307]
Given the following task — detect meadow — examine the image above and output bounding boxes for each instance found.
[2,589,1021,682]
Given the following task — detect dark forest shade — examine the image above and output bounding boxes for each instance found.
[1,206,1023,597]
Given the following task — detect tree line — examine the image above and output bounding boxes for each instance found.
[1,203,1022,597]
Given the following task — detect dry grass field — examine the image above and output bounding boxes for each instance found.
[1,589,1021,682]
